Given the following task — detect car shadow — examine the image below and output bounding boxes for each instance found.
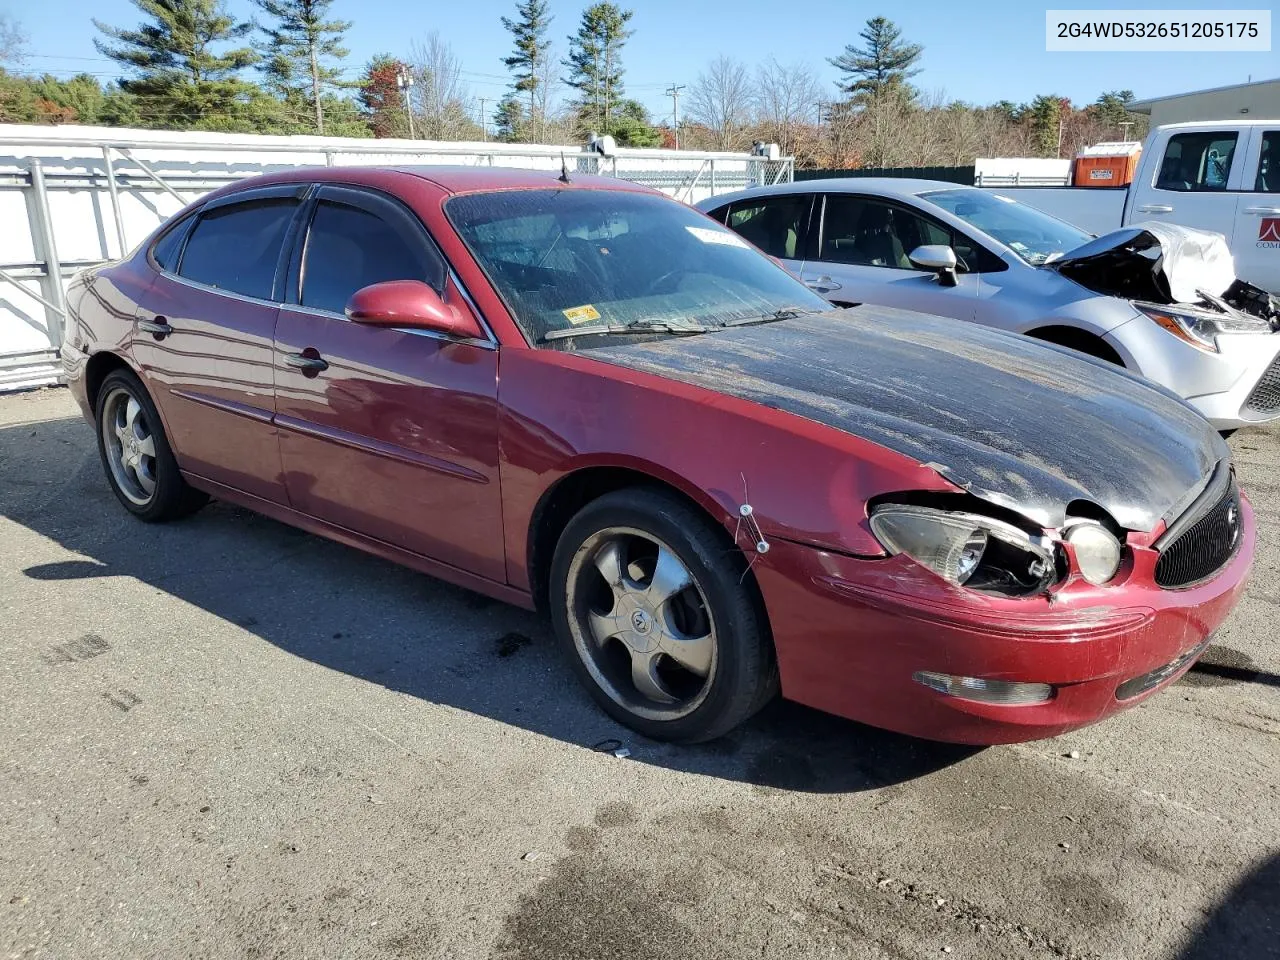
[1177,852,1280,960]
[3,412,978,794]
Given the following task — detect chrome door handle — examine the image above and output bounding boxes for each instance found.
[284,352,329,373]
[1137,204,1174,213]
[138,317,172,339]
[1243,206,1280,215]
[806,276,843,291]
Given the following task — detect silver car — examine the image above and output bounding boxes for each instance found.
[698,179,1280,431]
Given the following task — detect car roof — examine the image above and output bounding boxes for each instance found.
[699,177,974,208]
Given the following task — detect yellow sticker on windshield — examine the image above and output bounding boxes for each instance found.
[563,304,601,325]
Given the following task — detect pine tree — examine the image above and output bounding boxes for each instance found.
[828,17,922,103]
[357,54,407,138]
[501,0,552,140]
[563,2,632,135]
[93,0,258,128]
[252,0,351,134]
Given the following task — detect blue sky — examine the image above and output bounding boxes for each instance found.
[7,0,1278,121]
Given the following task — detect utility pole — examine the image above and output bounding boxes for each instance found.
[1119,120,1134,141]
[665,83,685,149]
[397,69,416,139]
[478,98,488,141]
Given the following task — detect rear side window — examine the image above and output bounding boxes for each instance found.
[150,213,194,271]
[725,195,809,259]
[1255,130,1278,192]
[1155,132,1238,192]
[300,200,444,315]
[178,199,299,300]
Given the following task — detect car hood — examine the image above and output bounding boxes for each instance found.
[585,306,1227,532]
[1048,222,1236,305]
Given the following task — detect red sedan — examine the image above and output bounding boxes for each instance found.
[62,167,1253,744]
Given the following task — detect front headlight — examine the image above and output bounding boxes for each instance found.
[1136,302,1271,353]
[1064,520,1122,585]
[869,505,1057,595]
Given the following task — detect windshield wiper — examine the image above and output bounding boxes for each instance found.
[542,318,709,342]
[722,307,816,328]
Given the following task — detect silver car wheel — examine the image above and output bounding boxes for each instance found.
[100,386,158,506]
[565,526,718,721]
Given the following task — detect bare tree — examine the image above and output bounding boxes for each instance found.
[686,54,753,150]
[1,12,28,68]
[409,32,480,140]
[754,58,821,157]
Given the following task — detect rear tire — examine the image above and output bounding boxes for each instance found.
[95,368,208,522]
[549,488,777,743]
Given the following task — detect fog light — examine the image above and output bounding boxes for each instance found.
[913,671,1054,705]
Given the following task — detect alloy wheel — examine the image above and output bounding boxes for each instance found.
[100,386,157,506]
[565,526,718,721]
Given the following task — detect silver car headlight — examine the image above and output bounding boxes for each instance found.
[1136,302,1271,353]
[869,504,1058,595]
[1063,520,1122,585]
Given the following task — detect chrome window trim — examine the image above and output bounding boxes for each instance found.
[159,270,283,309]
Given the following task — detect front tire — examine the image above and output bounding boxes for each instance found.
[549,488,777,743]
[95,368,208,522]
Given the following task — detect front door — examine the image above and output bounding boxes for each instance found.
[1231,128,1280,292]
[802,194,978,319]
[132,186,305,504]
[1133,128,1244,240]
[273,185,504,582]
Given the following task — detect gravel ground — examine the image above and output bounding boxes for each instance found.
[0,386,1276,960]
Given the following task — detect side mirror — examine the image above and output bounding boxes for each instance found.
[908,244,959,287]
[345,280,483,339]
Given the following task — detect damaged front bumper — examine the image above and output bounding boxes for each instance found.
[752,494,1255,745]
[1106,319,1280,430]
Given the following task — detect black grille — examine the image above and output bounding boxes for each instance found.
[1154,484,1242,588]
[1245,355,1280,416]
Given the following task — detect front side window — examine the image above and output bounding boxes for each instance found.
[300,200,444,315]
[1155,132,1238,192]
[924,189,1090,266]
[178,199,298,300]
[1255,131,1279,192]
[725,195,810,259]
[820,196,949,269]
[446,189,828,346]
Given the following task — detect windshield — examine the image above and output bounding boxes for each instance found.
[445,188,829,345]
[922,188,1091,265]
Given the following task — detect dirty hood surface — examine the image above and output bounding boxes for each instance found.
[1049,221,1236,304]
[586,306,1227,532]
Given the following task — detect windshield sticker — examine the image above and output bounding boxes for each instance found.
[686,225,749,248]
[563,304,602,325]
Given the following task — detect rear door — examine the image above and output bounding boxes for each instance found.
[1130,127,1243,239]
[802,194,978,318]
[1230,127,1280,292]
[720,193,813,278]
[272,184,504,581]
[133,185,305,504]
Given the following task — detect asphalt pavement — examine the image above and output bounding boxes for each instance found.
[0,386,1276,960]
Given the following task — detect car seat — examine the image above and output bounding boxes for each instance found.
[852,205,907,268]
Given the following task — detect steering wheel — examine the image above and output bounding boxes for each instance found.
[643,269,683,295]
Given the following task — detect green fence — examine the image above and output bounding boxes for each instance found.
[795,165,975,185]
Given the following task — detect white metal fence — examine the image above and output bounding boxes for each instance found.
[0,124,793,391]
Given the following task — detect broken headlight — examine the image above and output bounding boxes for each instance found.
[1136,302,1271,353]
[869,505,1058,596]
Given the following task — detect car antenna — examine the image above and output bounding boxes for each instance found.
[558,152,572,184]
